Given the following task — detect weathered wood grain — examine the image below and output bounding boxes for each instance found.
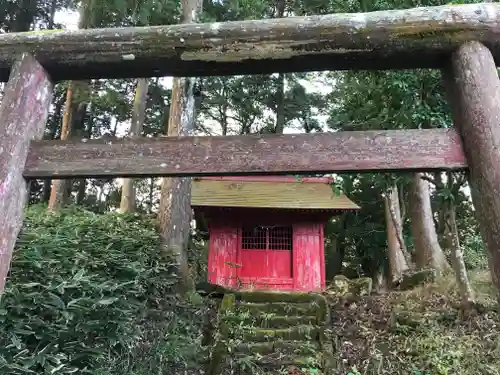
[1,3,500,80]
[0,54,53,294]
[445,41,500,295]
[24,128,467,179]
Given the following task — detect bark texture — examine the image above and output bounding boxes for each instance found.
[47,83,73,210]
[47,80,89,211]
[0,54,53,294]
[274,0,286,134]
[1,3,500,80]
[409,173,450,275]
[445,40,500,295]
[443,198,475,307]
[25,128,466,179]
[47,3,92,211]
[384,185,409,281]
[11,0,37,32]
[120,78,148,213]
[158,0,203,292]
[327,213,348,279]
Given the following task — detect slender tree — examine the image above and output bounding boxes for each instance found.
[158,0,203,292]
[384,184,409,282]
[274,0,286,134]
[442,172,475,308]
[120,78,149,212]
[47,2,92,211]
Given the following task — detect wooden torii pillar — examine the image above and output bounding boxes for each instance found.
[0,54,53,293]
[445,41,500,293]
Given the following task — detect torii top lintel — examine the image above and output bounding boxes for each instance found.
[0,3,499,82]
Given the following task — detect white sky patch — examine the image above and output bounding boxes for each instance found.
[54,10,79,30]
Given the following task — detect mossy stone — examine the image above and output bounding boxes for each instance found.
[326,275,373,300]
[399,268,436,291]
[208,291,331,374]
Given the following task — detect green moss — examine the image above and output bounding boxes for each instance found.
[388,26,474,42]
[236,290,325,304]
[207,293,236,375]
[349,277,373,296]
[314,294,330,325]
[236,301,317,316]
[19,29,65,35]
[225,314,317,328]
[239,325,320,342]
[326,275,373,301]
[399,268,437,291]
[236,341,318,356]
[209,291,332,374]
[220,293,235,312]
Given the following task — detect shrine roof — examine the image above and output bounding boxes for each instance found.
[191,176,360,210]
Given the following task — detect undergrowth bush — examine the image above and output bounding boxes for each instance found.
[331,272,500,375]
[0,205,208,374]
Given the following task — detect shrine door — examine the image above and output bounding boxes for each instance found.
[237,225,293,290]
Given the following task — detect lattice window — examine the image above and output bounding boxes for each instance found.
[268,226,293,250]
[241,226,293,251]
[241,227,266,249]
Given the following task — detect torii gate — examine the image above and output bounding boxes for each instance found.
[1,3,500,296]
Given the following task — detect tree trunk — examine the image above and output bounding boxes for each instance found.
[76,180,86,205]
[41,93,64,203]
[433,171,447,245]
[12,0,37,32]
[275,73,285,133]
[373,266,388,294]
[149,178,155,213]
[48,82,89,210]
[388,183,412,265]
[158,0,203,292]
[47,83,73,211]
[274,0,286,134]
[398,182,406,223]
[385,186,409,281]
[443,196,475,308]
[120,78,149,213]
[327,212,348,279]
[443,40,500,297]
[409,172,451,275]
[48,0,57,29]
[47,1,92,211]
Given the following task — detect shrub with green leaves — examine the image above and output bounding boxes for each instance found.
[0,205,192,374]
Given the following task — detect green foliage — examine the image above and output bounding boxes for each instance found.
[332,272,500,374]
[0,206,207,374]
[461,232,488,270]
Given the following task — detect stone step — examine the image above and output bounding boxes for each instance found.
[237,291,325,304]
[255,354,322,368]
[225,314,318,328]
[237,301,318,317]
[238,324,320,342]
[209,292,333,375]
[235,340,320,357]
[232,353,323,374]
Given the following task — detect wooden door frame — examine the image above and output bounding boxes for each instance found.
[235,225,294,287]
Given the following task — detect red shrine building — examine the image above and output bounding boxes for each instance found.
[191,176,360,292]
